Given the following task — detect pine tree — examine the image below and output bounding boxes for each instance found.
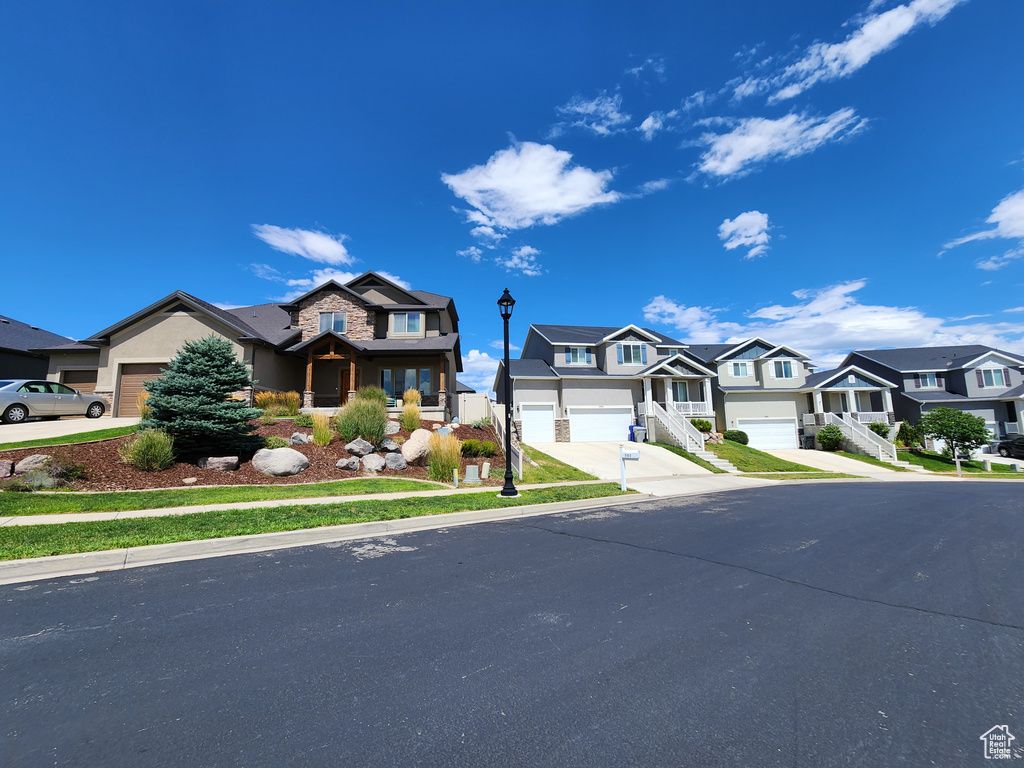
[144,335,262,456]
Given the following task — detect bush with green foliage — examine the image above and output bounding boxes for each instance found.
[722,430,748,445]
[143,335,262,456]
[263,436,289,449]
[462,439,498,458]
[895,421,921,447]
[690,418,713,433]
[428,432,462,482]
[399,403,421,431]
[260,410,277,425]
[918,407,991,458]
[471,416,491,429]
[294,412,314,427]
[118,429,177,471]
[336,398,387,445]
[867,421,891,438]
[461,439,480,457]
[816,424,844,451]
[355,386,388,405]
[45,451,88,486]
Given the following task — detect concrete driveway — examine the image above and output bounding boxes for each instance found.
[766,448,896,474]
[0,416,139,443]
[528,441,711,480]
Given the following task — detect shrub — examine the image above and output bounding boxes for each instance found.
[23,470,55,490]
[355,386,388,405]
[143,335,261,456]
[336,398,387,445]
[428,432,462,482]
[263,435,288,449]
[118,429,176,471]
[45,451,88,487]
[471,416,491,429]
[895,421,921,447]
[0,477,31,492]
[294,412,314,428]
[254,390,277,410]
[311,412,334,446]
[461,439,481,457]
[399,403,421,431]
[690,418,713,433]
[867,421,891,438]
[254,390,302,417]
[137,390,152,421]
[479,440,498,457]
[723,430,748,445]
[260,409,277,425]
[281,391,301,416]
[816,424,844,451]
[403,387,422,406]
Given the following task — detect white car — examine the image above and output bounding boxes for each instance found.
[0,379,107,423]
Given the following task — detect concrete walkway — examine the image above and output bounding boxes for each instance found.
[529,441,710,480]
[0,416,139,443]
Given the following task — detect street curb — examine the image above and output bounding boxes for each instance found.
[0,493,653,586]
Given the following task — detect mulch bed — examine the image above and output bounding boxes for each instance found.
[0,419,507,492]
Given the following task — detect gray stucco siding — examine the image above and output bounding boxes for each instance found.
[722,392,803,431]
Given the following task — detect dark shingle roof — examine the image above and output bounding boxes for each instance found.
[851,345,1024,372]
[225,304,297,346]
[507,359,557,378]
[531,324,685,346]
[685,343,735,364]
[284,331,460,356]
[455,380,475,393]
[0,315,75,354]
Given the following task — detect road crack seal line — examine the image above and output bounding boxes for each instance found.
[514,521,1024,634]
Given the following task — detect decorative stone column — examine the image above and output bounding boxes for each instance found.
[302,390,314,408]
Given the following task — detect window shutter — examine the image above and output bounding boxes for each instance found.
[616,344,623,364]
[565,348,571,365]
[936,374,943,388]
[641,345,647,365]
[586,348,592,364]
[914,374,921,389]
[769,362,776,379]
[1004,367,1011,386]
[977,369,985,388]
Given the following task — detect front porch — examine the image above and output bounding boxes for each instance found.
[643,374,716,427]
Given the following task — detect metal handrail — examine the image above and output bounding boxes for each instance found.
[825,412,896,462]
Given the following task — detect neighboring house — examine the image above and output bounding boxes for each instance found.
[40,272,464,420]
[493,324,717,443]
[843,345,1024,439]
[0,315,76,380]
[687,338,897,450]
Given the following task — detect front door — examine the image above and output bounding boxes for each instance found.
[340,368,361,405]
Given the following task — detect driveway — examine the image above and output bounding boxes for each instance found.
[0,416,139,443]
[528,441,711,480]
[767,448,899,474]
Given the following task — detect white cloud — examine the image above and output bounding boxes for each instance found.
[470,225,506,242]
[736,0,968,102]
[457,246,484,262]
[252,224,354,266]
[489,339,522,352]
[442,141,621,231]
[719,210,771,258]
[643,280,1024,367]
[625,56,666,80]
[695,109,868,178]
[1005,307,1024,313]
[552,91,632,137]
[249,263,282,280]
[943,187,1024,271]
[496,245,543,277]
[976,249,1024,271]
[254,267,410,302]
[459,348,503,395]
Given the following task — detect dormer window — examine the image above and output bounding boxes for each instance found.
[319,312,347,334]
[618,343,646,366]
[392,312,422,334]
[918,373,939,388]
[980,368,1007,388]
[731,362,750,377]
[565,347,590,365]
[771,360,795,379]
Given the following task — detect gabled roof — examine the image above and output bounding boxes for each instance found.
[685,343,735,364]
[804,365,897,390]
[757,343,808,360]
[527,324,686,347]
[848,344,1024,373]
[0,315,75,355]
[638,352,716,378]
[283,329,461,357]
[224,303,298,347]
[278,271,452,312]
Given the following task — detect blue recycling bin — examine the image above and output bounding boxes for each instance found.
[629,424,637,442]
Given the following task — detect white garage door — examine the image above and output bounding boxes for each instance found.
[736,418,798,450]
[520,404,555,443]
[569,408,633,443]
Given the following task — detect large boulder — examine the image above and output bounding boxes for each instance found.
[385,453,407,471]
[384,420,401,436]
[289,432,310,445]
[362,454,386,472]
[401,428,432,466]
[252,447,309,477]
[380,437,401,453]
[14,454,49,474]
[336,456,360,471]
[345,438,375,457]
[197,456,240,471]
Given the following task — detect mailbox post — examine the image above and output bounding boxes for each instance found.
[619,443,640,491]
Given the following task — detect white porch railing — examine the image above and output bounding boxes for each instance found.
[640,401,705,452]
[670,401,713,417]
[854,411,889,424]
[999,421,1021,437]
[486,399,523,480]
[824,412,897,462]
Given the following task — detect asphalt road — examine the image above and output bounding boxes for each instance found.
[3,481,1022,767]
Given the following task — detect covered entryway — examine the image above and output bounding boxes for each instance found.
[62,369,98,395]
[116,363,165,417]
[736,418,799,450]
[568,407,633,443]
[520,404,555,443]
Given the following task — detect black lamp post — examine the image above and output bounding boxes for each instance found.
[498,288,519,498]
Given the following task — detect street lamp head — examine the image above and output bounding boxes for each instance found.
[497,288,515,320]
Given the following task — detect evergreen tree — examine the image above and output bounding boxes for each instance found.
[144,335,262,456]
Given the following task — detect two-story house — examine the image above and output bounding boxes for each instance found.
[39,272,464,420]
[843,345,1024,439]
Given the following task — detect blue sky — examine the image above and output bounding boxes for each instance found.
[3,0,1024,392]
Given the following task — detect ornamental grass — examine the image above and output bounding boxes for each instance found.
[399,402,421,431]
[427,432,461,483]
[311,412,334,446]
[336,398,387,445]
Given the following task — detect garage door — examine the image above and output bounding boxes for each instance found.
[117,363,165,417]
[569,407,633,443]
[62,369,97,395]
[520,404,555,443]
[736,418,798,450]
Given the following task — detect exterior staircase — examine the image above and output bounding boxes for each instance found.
[641,401,740,473]
[824,413,927,472]
[692,448,740,474]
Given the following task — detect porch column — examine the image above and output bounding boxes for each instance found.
[848,390,859,414]
[703,377,712,413]
[643,377,653,415]
[438,355,447,416]
[303,349,314,409]
[882,388,893,413]
[813,389,824,414]
[665,378,674,411]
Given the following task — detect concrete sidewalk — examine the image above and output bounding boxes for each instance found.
[529,441,710,480]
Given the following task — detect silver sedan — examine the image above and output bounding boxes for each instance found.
[0,379,107,423]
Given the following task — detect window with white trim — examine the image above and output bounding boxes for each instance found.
[772,360,795,379]
[731,362,750,377]
[672,381,690,401]
[919,373,939,388]
[318,312,347,333]
[621,344,644,365]
[567,347,588,364]
[982,368,1006,387]
[392,312,423,334]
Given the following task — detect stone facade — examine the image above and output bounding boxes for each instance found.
[554,418,570,442]
[295,290,376,342]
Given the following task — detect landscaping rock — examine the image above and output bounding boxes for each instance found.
[0,460,12,479]
[252,447,309,477]
[345,438,375,457]
[182,477,198,485]
[362,454,386,472]
[336,456,361,471]
[385,420,401,435]
[380,437,400,453]
[14,454,50,474]
[385,453,407,471]
[401,428,432,466]
[197,456,240,471]
[289,432,310,445]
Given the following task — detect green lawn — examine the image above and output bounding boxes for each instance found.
[521,445,597,483]
[706,440,820,473]
[836,451,911,472]
[0,483,631,560]
[741,472,861,481]
[652,442,727,473]
[899,449,1023,474]
[0,478,446,516]
[0,425,138,451]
